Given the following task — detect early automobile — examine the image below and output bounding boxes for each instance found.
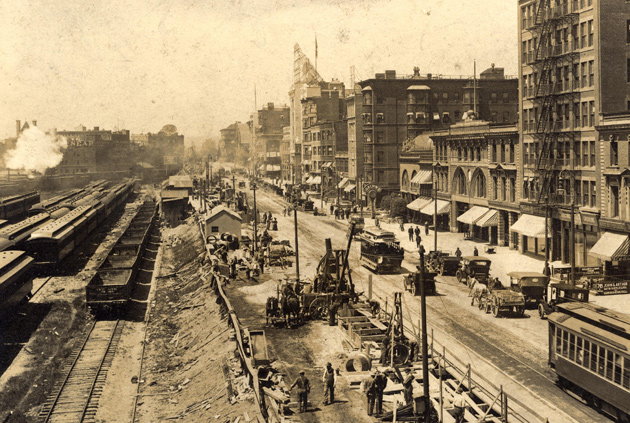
[508,271,550,305]
[537,282,590,318]
[403,268,437,296]
[455,256,491,286]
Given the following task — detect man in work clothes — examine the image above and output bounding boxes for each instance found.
[414,226,420,242]
[290,370,311,413]
[322,362,337,405]
[402,368,414,405]
[408,225,414,241]
[374,369,388,416]
[452,386,467,423]
[363,371,377,416]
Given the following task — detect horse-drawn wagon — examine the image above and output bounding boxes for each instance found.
[402,268,437,296]
[471,279,526,317]
[456,256,491,286]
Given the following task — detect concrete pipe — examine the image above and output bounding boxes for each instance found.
[345,352,371,372]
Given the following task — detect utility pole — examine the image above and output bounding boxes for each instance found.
[294,201,300,282]
[543,195,550,276]
[433,165,438,252]
[419,249,430,422]
[570,178,575,286]
[359,175,363,218]
[232,174,236,203]
[252,182,258,254]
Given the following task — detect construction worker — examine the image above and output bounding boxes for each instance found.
[373,369,388,416]
[452,386,467,423]
[402,368,414,405]
[363,371,377,416]
[290,370,311,413]
[322,362,337,405]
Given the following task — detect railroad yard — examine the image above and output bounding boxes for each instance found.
[0,174,628,423]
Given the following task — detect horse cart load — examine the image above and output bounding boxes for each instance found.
[471,279,526,318]
[425,250,462,276]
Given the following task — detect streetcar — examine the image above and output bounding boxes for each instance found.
[357,227,404,273]
[548,302,630,421]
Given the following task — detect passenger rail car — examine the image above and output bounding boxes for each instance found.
[358,227,405,274]
[86,199,157,313]
[548,302,630,421]
[0,191,40,222]
[0,250,35,319]
[0,213,56,251]
[29,189,82,216]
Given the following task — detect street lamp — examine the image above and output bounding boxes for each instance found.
[251,181,258,254]
[290,185,301,282]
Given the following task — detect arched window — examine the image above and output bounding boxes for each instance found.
[453,168,467,195]
[402,170,410,190]
[472,170,486,198]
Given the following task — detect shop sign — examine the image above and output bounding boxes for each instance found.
[580,213,598,226]
[520,203,545,216]
[552,266,602,277]
[599,218,630,232]
[593,280,630,295]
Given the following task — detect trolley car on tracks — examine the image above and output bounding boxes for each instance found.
[357,227,404,274]
[548,302,630,421]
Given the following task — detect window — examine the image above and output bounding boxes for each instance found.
[510,177,516,202]
[588,20,593,46]
[377,170,384,182]
[503,111,510,123]
[627,20,630,44]
[443,92,449,103]
[573,63,580,87]
[611,185,620,217]
[463,148,468,161]
[590,140,596,166]
[500,144,506,163]
[627,59,630,83]
[454,110,461,121]
[509,143,515,163]
[443,113,450,124]
[491,144,497,162]
[573,24,579,47]
[591,181,597,207]
[589,60,594,87]
[454,92,461,103]
[407,93,415,104]
[493,176,498,199]
[491,92,498,103]
[211,226,219,233]
[581,62,587,88]
[476,146,481,161]
[582,102,588,127]
[376,113,384,123]
[574,102,580,126]
[501,176,507,201]
[575,182,582,206]
[377,132,384,143]
[581,22,586,48]
[583,180,589,206]
[377,150,384,163]
[611,137,619,166]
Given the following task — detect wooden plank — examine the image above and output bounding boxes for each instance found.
[355,328,384,336]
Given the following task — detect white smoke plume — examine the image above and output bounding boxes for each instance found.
[4,126,67,172]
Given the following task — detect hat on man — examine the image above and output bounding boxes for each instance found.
[405,368,412,373]
[299,370,305,375]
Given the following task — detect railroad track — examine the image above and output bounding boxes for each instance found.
[38,320,123,423]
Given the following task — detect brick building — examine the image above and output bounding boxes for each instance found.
[358,66,518,195]
[518,0,630,265]
[345,88,364,202]
[255,103,289,180]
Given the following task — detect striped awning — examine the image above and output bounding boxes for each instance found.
[344,184,356,192]
[420,199,450,216]
[457,206,490,225]
[406,197,432,211]
[476,209,499,227]
[337,177,350,189]
[589,232,630,261]
[411,170,432,185]
[321,162,333,168]
[510,214,549,239]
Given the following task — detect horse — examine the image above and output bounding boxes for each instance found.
[281,294,301,327]
[266,296,280,325]
[469,278,488,307]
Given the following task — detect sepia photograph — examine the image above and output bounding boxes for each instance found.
[0,0,628,422]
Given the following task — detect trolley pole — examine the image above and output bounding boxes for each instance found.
[252,183,258,254]
[419,249,430,422]
[433,173,438,252]
[232,175,236,198]
[294,203,300,282]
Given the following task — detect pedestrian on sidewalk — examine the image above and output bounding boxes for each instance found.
[408,226,414,241]
[414,226,420,241]
[322,362,337,405]
[290,370,311,413]
[334,208,339,220]
[399,220,404,232]
[473,246,479,256]
[424,220,429,235]
[345,208,350,219]
[363,371,377,416]
[455,247,462,257]
[330,204,334,215]
[416,234,422,249]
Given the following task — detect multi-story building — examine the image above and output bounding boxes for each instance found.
[219,122,252,165]
[431,119,519,246]
[56,126,133,174]
[281,126,292,182]
[300,81,345,190]
[256,103,289,180]
[517,0,630,265]
[144,125,185,171]
[358,66,518,195]
[345,88,364,202]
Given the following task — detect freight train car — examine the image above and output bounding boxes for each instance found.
[0,191,40,222]
[0,250,35,318]
[548,302,630,422]
[86,199,157,313]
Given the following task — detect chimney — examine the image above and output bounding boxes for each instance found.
[16,120,20,137]
[94,126,99,131]
[32,120,37,126]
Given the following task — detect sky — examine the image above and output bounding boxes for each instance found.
[0,0,518,141]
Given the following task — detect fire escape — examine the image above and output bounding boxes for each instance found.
[527,0,579,265]
[528,0,579,202]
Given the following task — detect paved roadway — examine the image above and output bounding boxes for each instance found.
[247,184,612,423]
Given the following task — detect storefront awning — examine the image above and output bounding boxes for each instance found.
[406,197,432,212]
[337,177,350,189]
[457,206,490,225]
[476,209,499,227]
[588,232,630,261]
[510,214,549,239]
[344,184,356,192]
[266,164,281,171]
[301,160,311,166]
[411,170,432,185]
[420,199,450,216]
[310,176,321,185]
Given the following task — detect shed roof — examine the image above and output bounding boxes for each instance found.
[206,205,242,222]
